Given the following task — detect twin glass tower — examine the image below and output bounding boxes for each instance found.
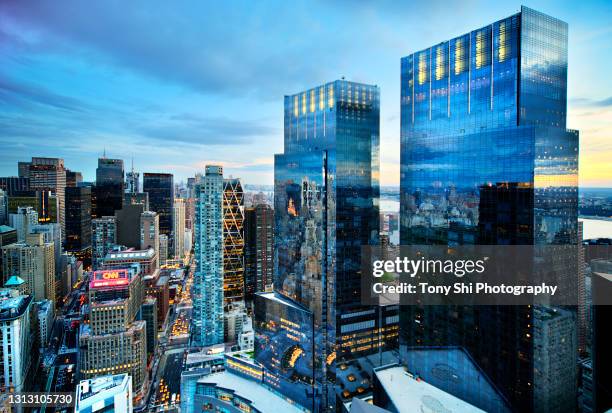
[252,6,577,413]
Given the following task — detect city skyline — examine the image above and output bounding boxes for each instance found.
[1,1,611,187]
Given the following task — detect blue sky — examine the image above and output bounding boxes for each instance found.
[1,0,611,186]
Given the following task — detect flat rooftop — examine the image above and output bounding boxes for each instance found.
[197,371,303,413]
[375,365,484,413]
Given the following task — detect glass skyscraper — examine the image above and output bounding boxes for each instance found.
[93,157,124,218]
[400,7,578,412]
[143,172,175,244]
[255,80,390,412]
[192,165,224,347]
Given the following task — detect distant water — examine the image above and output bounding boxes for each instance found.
[580,218,612,240]
[380,198,400,213]
[379,201,612,240]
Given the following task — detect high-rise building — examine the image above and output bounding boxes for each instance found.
[159,234,168,267]
[244,203,274,301]
[93,158,124,218]
[139,297,158,356]
[9,206,38,242]
[0,189,6,226]
[0,289,33,393]
[30,222,62,274]
[2,233,55,302]
[75,374,133,413]
[143,173,174,241]
[123,192,149,210]
[223,178,244,304]
[65,186,92,263]
[173,198,186,260]
[0,226,17,283]
[399,7,579,412]
[115,203,145,249]
[92,216,117,271]
[255,80,383,412]
[79,268,147,401]
[140,211,159,267]
[0,177,29,196]
[192,165,224,347]
[126,164,140,194]
[27,157,66,237]
[7,190,58,225]
[65,170,83,187]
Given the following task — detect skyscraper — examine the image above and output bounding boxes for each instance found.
[399,7,578,412]
[65,186,92,263]
[192,165,224,347]
[0,288,33,393]
[244,203,274,301]
[9,206,38,242]
[140,211,159,270]
[143,173,174,242]
[79,267,147,402]
[65,170,83,187]
[92,216,117,271]
[2,233,55,302]
[27,157,66,237]
[173,198,186,260]
[255,80,383,411]
[0,189,6,226]
[93,157,124,218]
[223,178,244,304]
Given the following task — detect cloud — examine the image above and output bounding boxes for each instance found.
[0,76,91,112]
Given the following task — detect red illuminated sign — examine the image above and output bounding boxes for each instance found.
[90,269,130,289]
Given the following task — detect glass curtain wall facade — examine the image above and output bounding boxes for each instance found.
[223,178,245,304]
[192,165,224,347]
[254,80,381,412]
[399,7,578,412]
[93,158,124,218]
[143,173,175,242]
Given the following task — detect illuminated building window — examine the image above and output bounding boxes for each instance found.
[418,52,428,85]
[293,95,298,117]
[301,93,306,115]
[455,38,464,75]
[328,85,334,108]
[498,22,507,62]
[319,87,325,110]
[435,45,446,80]
[310,89,315,113]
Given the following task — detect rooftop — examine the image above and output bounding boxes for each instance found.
[76,373,130,403]
[374,365,484,413]
[196,370,303,413]
[0,289,32,321]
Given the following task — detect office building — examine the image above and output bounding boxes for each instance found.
[139,297,158,356]
[192,165,224,347]
[140,211,159,264]
[93,157,124,218]
[591,259,612,412]
[0,289,33,393]
[222,178,244,304]
[7,190,58,224]
[35,299,54,350]
[159,234,168,267]
[65,186,92,263]
[65,170,83,187]
[173,198,186,260]
[27,157,66,236]
[399,7,579,412]
[30,222,62,275]
[143,173,174,241]
[0,190,6,226]
[244,203,274,301]
[0,177,29,196]
[92,216,117,271]
[102,248,158,278]
[254,80,384,412]
[79,268,147,401]
[9,206,38,242]
[126,168,140,194]
[0,226,18,285]
[123,192,149,210]
[115,203,145,249]
[2,233,55,302]
[75,374,133,413]
[4,275,27,296]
